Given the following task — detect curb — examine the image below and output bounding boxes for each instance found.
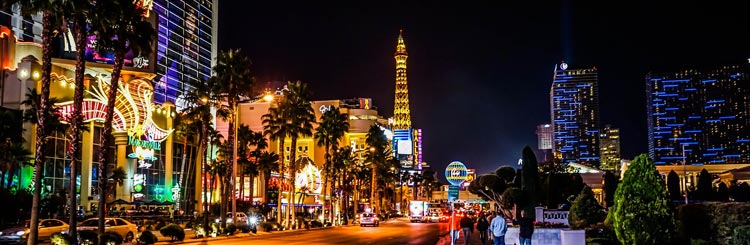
[152,223,357,244]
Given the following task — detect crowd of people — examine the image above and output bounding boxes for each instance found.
[450,210,535,245]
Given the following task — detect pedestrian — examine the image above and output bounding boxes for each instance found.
[517,210,534,245]
[460,213,474,244]
[451,211,462,244]
[476,212,490,244]
[489,211,507,245]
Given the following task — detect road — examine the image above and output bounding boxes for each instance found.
[192,218,449,245]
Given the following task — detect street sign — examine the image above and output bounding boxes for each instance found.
[448,185,459,201]
[445,161,468,186]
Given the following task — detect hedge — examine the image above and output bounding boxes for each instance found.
[678,202,750,245]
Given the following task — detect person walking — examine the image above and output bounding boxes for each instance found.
[460,214,474,244]
[518,210,534,245]
[489,211,507,245]
[476,212,490,244]
[451,211,462,244]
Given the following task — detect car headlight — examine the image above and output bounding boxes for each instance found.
[16,231,26,236]
[227,218,233,223]
[215,218,220,223]
[249,217,257,224]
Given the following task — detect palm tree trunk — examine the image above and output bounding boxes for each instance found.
[277,138,285,227]
[321,144,329,224]
[66,16,87,240]
[97,46,125,234]
[201,122,209,231]
[28,11,54,245]
[248,173,254,205]
[287,138,297,229]
[239,170,245,202]
[227,99,236,225]
[371,163,377,214]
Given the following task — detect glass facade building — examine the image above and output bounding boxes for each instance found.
[646,64,750,165]
[153,0,218,109]
[550,62,600,167]
[599,125,620,170]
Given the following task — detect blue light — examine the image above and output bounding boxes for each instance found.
[663,85,679,88]
[678,98,689,101]
[707,148,724,151]
[737,139,750,143]
[709,160,725,163]
[666,123,685,127]
[701,79,717,84]
[703,153,718,157]
[688,116,701,119]
[684,130,702,133]
[662,79,690,83]
[684,88,697,91]
[719,115,736,119]
[665,107,679,111]
[658,93,679,97]
[724,154,741,158]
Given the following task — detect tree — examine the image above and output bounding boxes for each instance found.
[667,170,681,201]
[608,154,674,244]
[212,49,255,225]
[332,147,356,225]
[520,146,539,219]
[365,125,389,214]
[261,99,289,226]
[281,81,314,229]
[2,0,65,241]
[602,170,618,208]
[93,0,155,234]
[695,169,713,201]
[256,151,279,204]
[730,182,750,202]
[181,77,219,230]
[314,106,349,225]
[715,182,729,202]
[61,0,94,240]
[0,139,31,192]
[568,186,605,229]
[468,171,514,218]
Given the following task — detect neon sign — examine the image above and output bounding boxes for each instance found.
[295,162,323,194]
[129,136,162,150]
[133,174,145,193]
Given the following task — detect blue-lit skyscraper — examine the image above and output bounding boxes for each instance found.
[550,62,600,167]
[153,0,219,109]
[646,63,750,165]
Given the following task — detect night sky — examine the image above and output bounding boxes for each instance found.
[219,1,750,175]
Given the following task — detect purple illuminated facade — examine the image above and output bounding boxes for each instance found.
[152,0,218,109]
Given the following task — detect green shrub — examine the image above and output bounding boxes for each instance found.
[225,224,237,235]
[192,223,206,238]
[138,230,158,245]
[99,231,123,245]
[160,224,185,241]
[50,232,75,245]
[608,154,674,244]
[310,220,323,228]
[678,204,712,241]
[677,202,750,243]
[586,237,620,245]
[691,239,711,245]
[78,230,98,245]
[569,186,605,229]
[261,221,280,232]
[734,225,750,245]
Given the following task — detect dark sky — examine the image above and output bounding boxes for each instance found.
[219,1,750,175]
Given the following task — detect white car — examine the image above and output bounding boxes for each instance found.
[359,212,379,227]
[0,219,69,244]
[77,218,137,243]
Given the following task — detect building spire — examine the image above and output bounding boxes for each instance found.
[393,30,411,130]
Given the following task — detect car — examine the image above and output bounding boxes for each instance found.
[428,213,440,223]
[0,219,69,244]
[77,218,137,243]
[359,212,379,227]
[226,212,258,233]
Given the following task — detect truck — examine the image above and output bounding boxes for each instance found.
[409,201,428,223]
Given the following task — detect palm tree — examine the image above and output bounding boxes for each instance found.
[314,107,349,225]
[92,0,156,233]
[365,125,388,214]
[212,49,254,223]
[61,0,94,239]
[256,151,279,204]
[332,147,355,224]
[172,113,199,211]
[262,99,289,226]
[280,81,315,229]
[2,0,66,240]
[0,140,31,191]
[236,125,253,202]
[181,76,219,229]
[244,129,267,204]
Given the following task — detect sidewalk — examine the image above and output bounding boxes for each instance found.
[436,228,511,245]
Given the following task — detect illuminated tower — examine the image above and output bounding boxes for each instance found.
[393,30,412,130]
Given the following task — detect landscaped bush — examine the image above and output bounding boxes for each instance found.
[585,222,618,244]
[138,230,158,245]
[608,154,675,244]
[733,225,750,245]
[568,186,605,229]
[192,223,206,238]
[586,237,620,245]
[224,224,237,235]
[78,230,98,245]
[160,224,185,241]
[50,232,75,245]
[677,202,750,244]
[99,231,124,245]
[261,221,280,232]
[310,220,324,228]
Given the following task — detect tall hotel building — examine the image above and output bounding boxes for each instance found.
[152,0,219,109]
[535,124,553,162]
[550,62,601,167]
[599,125,621,170]
[646,63,750,165]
